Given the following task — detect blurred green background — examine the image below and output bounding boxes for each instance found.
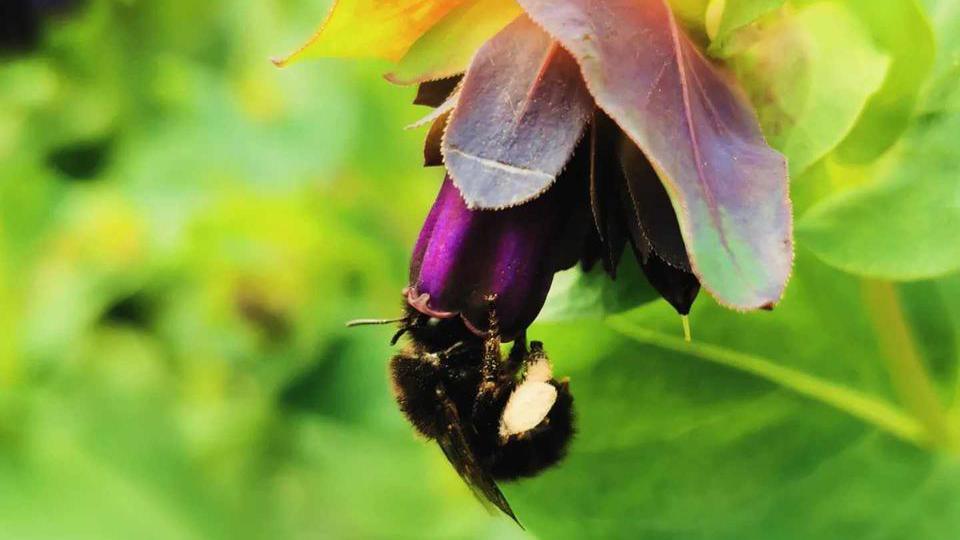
[1,1,959,539]
[0,1,520,538]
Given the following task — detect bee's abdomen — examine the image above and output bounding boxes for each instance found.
[389,354,445,439]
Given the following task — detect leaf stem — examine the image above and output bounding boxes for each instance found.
[861,280,959,452]
[607,317,929,448]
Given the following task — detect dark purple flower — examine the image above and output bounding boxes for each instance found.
[412,78,700,333]
[407,168,589,341]
[400,11,715,337]
[406,175,583,340]
[400,0,811,335]
[407,70,702,338]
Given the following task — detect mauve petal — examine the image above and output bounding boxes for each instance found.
[517,0,792,310]
[443,15,594,209]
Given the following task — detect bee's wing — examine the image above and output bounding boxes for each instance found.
[434,388,521,527]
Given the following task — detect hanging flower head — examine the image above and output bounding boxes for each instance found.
[276,0,793,334]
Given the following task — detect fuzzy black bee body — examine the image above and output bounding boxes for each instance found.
[384,303,575,524]
[390,344,482,440]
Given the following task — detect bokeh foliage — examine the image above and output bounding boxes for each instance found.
[0,0,958,539]
[0,1,522,538]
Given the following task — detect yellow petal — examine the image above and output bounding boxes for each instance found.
[385,0,522,85]
[272,0,466,67]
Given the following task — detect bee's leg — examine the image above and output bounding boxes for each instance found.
[479,294,503,386]
[519,340,554,383]
[487,342,574,481]
[471,385,510,452]
[390,327,408,346]
[433,341,466,366]
[505,332,528,377]
[389,311,426,346]
[471,296,516,444]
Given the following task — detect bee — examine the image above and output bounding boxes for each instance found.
[349,299,575,525]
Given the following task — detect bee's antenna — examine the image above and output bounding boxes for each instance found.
[345,317,406,328]
[346,317,410,345]
[438,341,466,360]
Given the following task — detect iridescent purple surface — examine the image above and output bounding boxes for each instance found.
[408,175,585,340]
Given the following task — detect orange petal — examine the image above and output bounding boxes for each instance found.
[385,0,522,85]
[272,0,466,66]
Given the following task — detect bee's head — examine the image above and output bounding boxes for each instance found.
[492,342,575,480]
[347,302,480,353]
[400,303,480,353]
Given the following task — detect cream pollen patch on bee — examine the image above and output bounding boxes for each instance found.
[499,356,557,438]
[523,354,553,383]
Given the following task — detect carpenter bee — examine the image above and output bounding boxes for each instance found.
[349,301,575,524]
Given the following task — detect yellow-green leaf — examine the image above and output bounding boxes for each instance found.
[272,0,466,66]
[834,0,936,163]
[668,0,710,30]
[729,2,889,175]
[704,0,785,51]
[385,0,522,85]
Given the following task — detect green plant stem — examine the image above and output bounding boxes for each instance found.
[861,279,959,452]
[607,317,929,448]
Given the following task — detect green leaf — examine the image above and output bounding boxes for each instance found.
[509,252,960,539]
[538,261,660,323]
[796,6,960,281]
[667,0,710,30]
[922,0,960,106]
[834,0,937,163]
[704,0,785,50]
[728,2,890,175]
[796,127,960,279]
[385,0,521,85]
[899,279,959,401]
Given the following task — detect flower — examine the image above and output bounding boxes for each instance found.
[408,167,591,340]
[411,89,699,336]
[277,0,794,326]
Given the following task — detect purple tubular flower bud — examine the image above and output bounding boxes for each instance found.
[408,174,585,341]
